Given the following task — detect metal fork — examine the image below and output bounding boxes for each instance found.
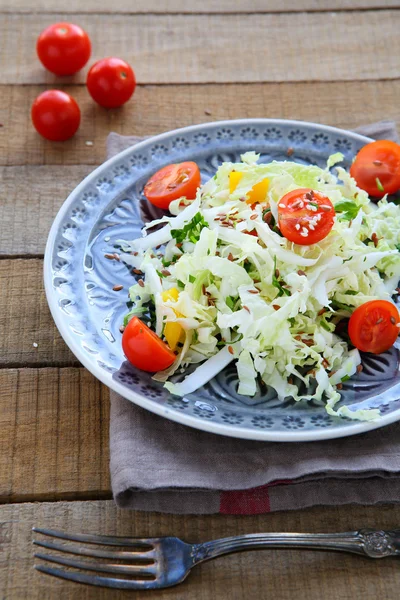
[33,527,400,590]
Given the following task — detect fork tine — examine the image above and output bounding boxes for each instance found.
[33,539,156,562]
[34,566,162,590]
[34,552,157,576]
[32,528,154,548]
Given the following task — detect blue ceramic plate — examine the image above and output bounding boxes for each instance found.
[44,119,400,441]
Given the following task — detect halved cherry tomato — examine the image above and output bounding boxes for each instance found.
[350,140,400,198]
[122,317,176,372]
[37,22,91,76]
[31,90,80,141]
[86,58,136,108]
[277,188,335,245]
[348,300,399,354]
[144,162,201,210]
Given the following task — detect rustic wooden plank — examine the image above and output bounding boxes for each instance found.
[0,259,77,366]
[0,12,399,84]
[0,369,110,502]
[1,80,400,170]
[2,0,399,13]
[1,500,400,599]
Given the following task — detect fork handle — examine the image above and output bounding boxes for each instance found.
[193,529,400,563]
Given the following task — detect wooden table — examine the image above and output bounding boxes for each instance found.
[1,1,400,598]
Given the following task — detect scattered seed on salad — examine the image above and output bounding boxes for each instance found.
[104,236,110,242]
[275,268,280,278]
[295,223,301,231]
[32,342,38,348]
[356,364,363,373]
[322,359,330,369]
[248,289,259,294]
[133,268,143,275]
[376,317,383,324]
[227,253,234,261]
[250,214,258,220]
[287,147,294,157]
[243,305,250,313]
[272,304,280,311]
[161,269,171,276]
[85,140,93,146]
[138,279,145,287]
[204,109,212,116]
[132,251,139,256]
[336,383,343,390]
[113,253,120,261]
[288,377,294,384]
[119,325,125,333]
[298,270,306,276]
[390,316,396,325]
[104,253,117,260]
[373,159,382,166]
[371,232,379,247]
[317,307,326,315]
[320,204,332,211]
[278,203,286,208]
[228,345,234,355]
[113,284,123,291]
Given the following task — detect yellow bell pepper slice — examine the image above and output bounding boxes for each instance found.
[246,178,269,204]
[229,171,269,204]
[229,171,243,193]
[162,288,184,351]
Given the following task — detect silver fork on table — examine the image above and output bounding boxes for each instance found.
[33,527,400,590]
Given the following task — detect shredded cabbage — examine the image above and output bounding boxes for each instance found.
[121,152,400,421]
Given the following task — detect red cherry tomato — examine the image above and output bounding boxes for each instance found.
[348,300,399,354]
[144,162,201,210]
[122,317,176,372]
[277,188,335,245]
[37,22,91,76]
[31,90,80,141]
[86,58,136,108]
[350,140,400,198]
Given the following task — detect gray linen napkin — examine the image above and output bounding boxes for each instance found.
[109,121,400,514]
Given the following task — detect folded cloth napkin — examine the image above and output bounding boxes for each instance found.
[109,121,400,514]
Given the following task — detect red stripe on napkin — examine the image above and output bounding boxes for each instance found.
[219,480,292,515]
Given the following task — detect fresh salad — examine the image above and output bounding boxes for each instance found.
[117,139,400,421]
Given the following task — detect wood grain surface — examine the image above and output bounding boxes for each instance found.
[0,11,399,84]
[0,369,110,502]
[2,0,399,13]
[1,81,400,167]
[1,0,400,598]
[1,501,400,600]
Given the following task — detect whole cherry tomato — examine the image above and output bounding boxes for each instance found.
[350,140,400,198]
[143,162,201,209]
[86,58,136,108]
[348,300,399,354]
[122,317,176,372]
[31,90,80,141]
[277,188,335,245]
[37,22,91,76]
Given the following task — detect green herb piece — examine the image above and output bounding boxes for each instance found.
[272,256,291,297]
[345,290,359,296]
[320,319,332,332]
[171,212,209,244]
[341,375,350,382]
[177,280,185,289]
[226,296,237,310]
[376,177,384,193]
[156,270,165,279]
[188,274,196,284]
[334,200,360,221]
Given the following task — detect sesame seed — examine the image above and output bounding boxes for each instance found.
[104,236,110,242]
[279,203,286,208]
[309,223,315,230]
[85,141,93,146]
[390,316,396,325]
[320,205,331,211]
[306,204,318,212]
[119,325,125,333]
[295,223,301,230]
[113,284,124,291]
[33,342,38,348]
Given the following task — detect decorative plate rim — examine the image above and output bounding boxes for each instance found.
[44,118,400,442]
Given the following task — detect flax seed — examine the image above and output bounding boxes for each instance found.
[250,214,258,220]
[228,345,234,355]
[138,279,145,287]
[243,305,250,313]
[161,269,171,276]
[104,253,116,260]
[248,289,259,294]
[336,383,343,390]
[113,284,123,291]
[287,147,294,157]
[227,253,234,261]
[298,270,306,277]
[272,304,280,311]
[357,364,363,373]
[133,268,143,275]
